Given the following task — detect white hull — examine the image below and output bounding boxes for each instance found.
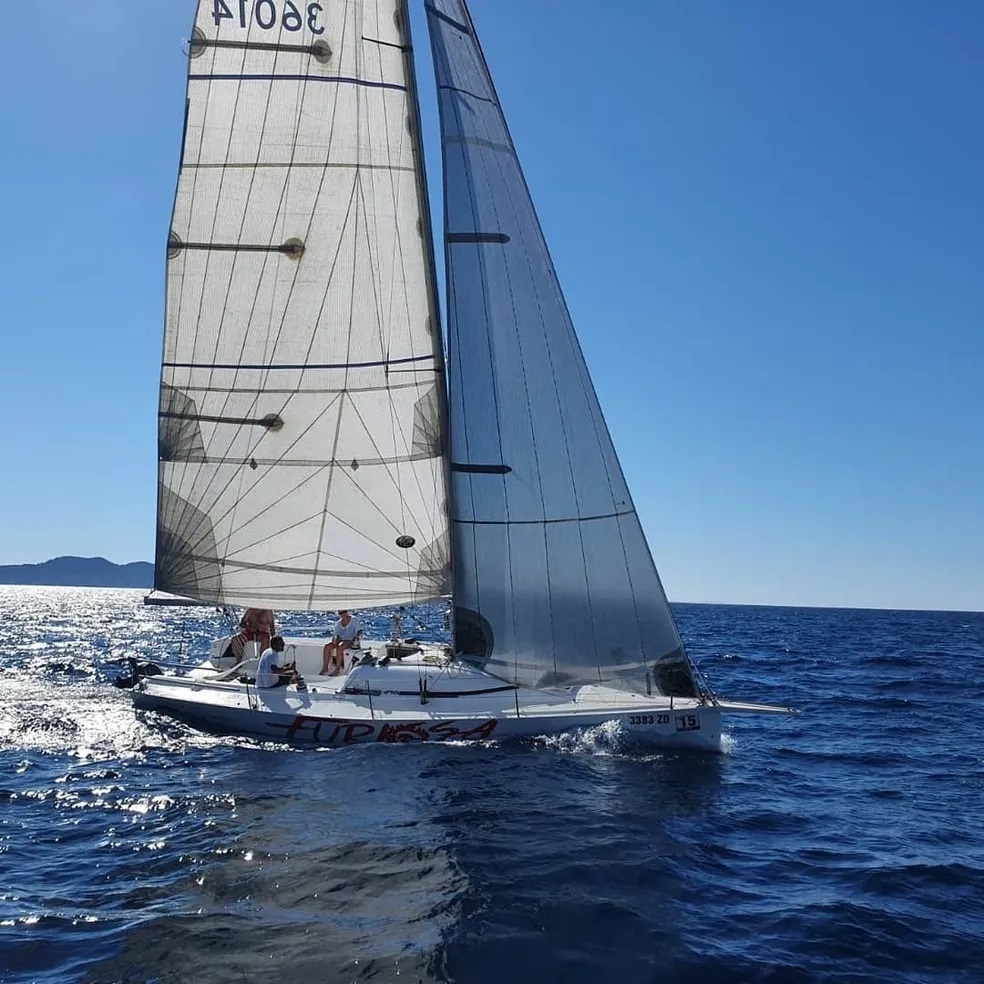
[129,638,791,753]
[133,677,723,751]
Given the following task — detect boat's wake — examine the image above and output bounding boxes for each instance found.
[532,718,629,756]
[533,719,737,757]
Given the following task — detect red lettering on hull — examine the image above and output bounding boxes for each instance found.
[271,716,499,745]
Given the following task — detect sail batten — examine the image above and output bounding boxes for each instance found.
[156,0,449,611]
[426,0,699,697]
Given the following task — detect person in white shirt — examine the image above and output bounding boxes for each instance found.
[254,636,297,689]
[320,610,363,676]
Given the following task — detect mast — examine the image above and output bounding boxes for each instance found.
[397,0,455,639]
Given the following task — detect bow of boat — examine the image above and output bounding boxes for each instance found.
[713,698,799,716]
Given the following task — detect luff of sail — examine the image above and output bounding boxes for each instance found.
[426,0,699,698]
[157,0,450,610]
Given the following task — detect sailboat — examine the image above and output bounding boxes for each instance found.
[130,0,793,750]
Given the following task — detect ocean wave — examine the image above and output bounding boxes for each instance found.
[4,589,984,984]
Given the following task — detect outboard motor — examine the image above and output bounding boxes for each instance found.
[113,657,164,689]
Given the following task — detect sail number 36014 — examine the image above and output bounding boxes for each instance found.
[213,0,325,33]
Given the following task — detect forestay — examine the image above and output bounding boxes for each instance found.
[426,0,699,697]
[157,0,450,609]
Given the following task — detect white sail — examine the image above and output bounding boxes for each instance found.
[156,0,449,610]
[426,0,699,697]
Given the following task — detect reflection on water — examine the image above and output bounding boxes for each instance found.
[5,589,984,983]
[0,587,727,983]
[79,745,469,982]
[415,740,725,984]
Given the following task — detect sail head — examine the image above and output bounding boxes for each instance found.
[426,0,699,697]
[156,0,449,610]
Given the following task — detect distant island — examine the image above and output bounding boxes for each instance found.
[0,557,154,588]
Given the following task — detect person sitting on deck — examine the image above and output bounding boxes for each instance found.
[320,610,363,676]
[254,636,298,689]
[239,608,276,653]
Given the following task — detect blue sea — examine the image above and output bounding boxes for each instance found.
[2,586,983,983]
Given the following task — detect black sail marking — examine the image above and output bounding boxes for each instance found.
[450,462,511,474]
[447,232,510,244]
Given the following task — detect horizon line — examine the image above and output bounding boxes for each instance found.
[0,560,980,617]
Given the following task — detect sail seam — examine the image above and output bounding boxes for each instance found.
[189,73,407,91]
[210,557,447,578]
[163,452,441,468]
[439,84,496,106]
[424,5,470,34]
[170,379,433,395]
[163,355,436,371]
[454,509,635,527]
[185,162,415,172]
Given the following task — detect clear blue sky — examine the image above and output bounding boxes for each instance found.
[1,1,981,611]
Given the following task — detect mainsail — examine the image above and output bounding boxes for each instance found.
[157,0,450,609]
[426,0,699,696]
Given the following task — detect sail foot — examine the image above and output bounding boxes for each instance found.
[653,648,701,699]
